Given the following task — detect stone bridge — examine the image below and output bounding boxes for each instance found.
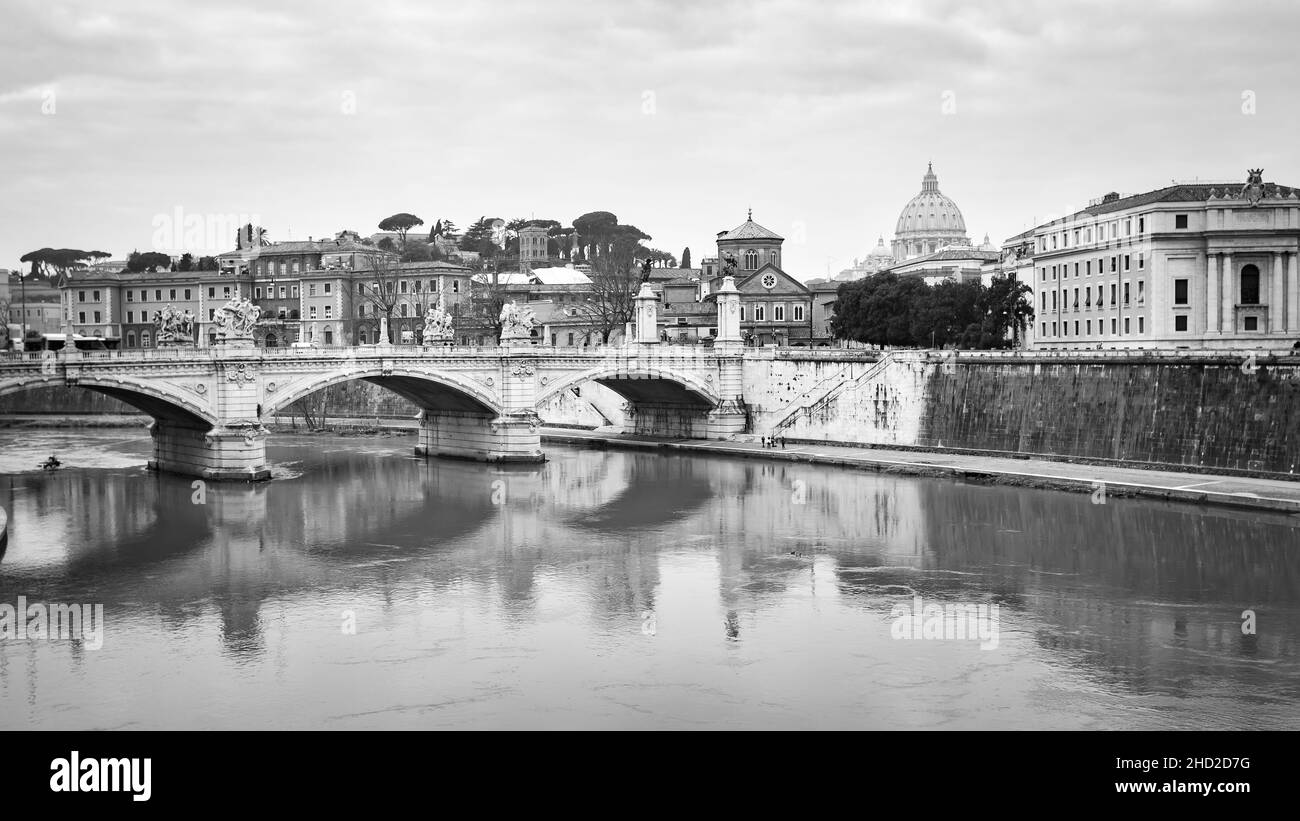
[0,281,749,479]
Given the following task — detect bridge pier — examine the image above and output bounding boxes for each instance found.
[148,420,271,481]
[415,410,545,463]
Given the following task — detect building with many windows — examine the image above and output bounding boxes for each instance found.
[57,235,473,348]
[1027,171,1300,350]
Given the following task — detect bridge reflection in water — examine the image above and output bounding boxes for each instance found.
[1,431,1297,729]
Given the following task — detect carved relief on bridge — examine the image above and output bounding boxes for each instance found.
[224,363,257,387]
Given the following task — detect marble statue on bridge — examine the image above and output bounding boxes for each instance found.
[498,300,536,342]
[422,296,455,345]
[153,304,196,345]
[213,296,262,340]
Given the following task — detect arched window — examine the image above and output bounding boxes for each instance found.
[744,250,758,270]
[359,330,368,345]
[770,251,779,268]
[141,331,152,348]
[1240,264,1261,305]
[266,333,278,348]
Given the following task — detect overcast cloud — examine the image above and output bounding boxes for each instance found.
[2,0,1297,278]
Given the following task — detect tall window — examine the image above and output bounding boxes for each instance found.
[1240,265,1261,304]
[743,250,758,270]
[1173,279,1189,305]
[142,331,152,348]
[324,305,332,319]
[309,284,316,296]
[793,304,804,321]
[309,306,317,319]
[773,305,785,321]
[754,305,765,321]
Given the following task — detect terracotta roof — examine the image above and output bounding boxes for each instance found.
[719,217,783,242]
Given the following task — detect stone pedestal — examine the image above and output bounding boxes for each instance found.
[216,336,256,349]
[415,411,544,463]
[634,283,660,344]
[714,276,742,343]
[147,421,270,481]
[706,399,749,438]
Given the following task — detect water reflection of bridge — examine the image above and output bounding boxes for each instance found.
[3,444,1298,715]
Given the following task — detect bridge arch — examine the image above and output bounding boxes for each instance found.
[0,374,218,429]
[263,366,502,418]
[535,364,721,410]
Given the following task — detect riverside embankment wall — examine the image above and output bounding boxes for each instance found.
[744,350,1300,475]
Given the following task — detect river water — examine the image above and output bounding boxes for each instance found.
[1,429,1297,730]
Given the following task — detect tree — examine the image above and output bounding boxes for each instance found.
[909,279,981,348]
[376,237,396,251]
[287,391,330,431]
[19,248,111,284]
[468,261,519,340]
[832,272,1035,350]
[680,247,691,268]
[177,252,194,272]
[460,216,504,256]
[357,252,404,343]
[981,273,1035,348]
[125,250,173,273]
[377,213,424,250]
[550,226,577,260]
[572,211,619,261]
[830,272,930,347]
[400,242,441,263]
[571,224,651,344]
[197,256,219,271]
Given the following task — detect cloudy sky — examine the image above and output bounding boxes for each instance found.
[2,0,1297,279]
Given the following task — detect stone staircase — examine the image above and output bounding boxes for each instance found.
[768,353,895,436]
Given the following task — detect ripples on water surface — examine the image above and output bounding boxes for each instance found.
[1,430,1297,729]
